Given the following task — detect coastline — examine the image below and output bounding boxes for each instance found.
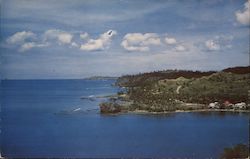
[99,94,250,115]
[126,109,250,115]
[100,107,250,115]
[99,69,250,115]
[99,97,250,115]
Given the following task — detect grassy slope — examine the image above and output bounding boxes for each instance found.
[157,72,250,104]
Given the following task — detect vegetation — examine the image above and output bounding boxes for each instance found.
[100,66,250,114]
[116,69,216,87]
[220,144,249,159]
[99,102,122,114]
[157,72,250,104]
[222,66,250,74]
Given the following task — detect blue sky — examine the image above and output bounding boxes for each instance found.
[0,0,249,79]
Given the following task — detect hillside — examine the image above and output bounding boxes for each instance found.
[222,66,250,74]
[100,66,250,113]
[116,66,250,87]
[116,70,216,87]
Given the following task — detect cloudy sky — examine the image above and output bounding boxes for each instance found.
[0,0,249,79]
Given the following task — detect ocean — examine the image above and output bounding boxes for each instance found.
[1,79,249,158]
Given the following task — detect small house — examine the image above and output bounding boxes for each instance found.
[223,100,234,109]
[208,102,220,109]
[233,102,246,109]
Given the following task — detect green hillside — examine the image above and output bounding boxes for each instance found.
[100,66,250,113]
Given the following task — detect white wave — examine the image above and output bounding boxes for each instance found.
[73,108,81,112]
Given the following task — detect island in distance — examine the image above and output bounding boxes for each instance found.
[84,76,118,80]
[99,66,250,114]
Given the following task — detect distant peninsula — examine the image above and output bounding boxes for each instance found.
[99,66,250,114]
[84,76,118,80]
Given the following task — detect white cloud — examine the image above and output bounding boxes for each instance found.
[204,35,233,51]
[80,32,89,40]
[121,33,161,52]
[205,40,220,51]
[71,42,79,48]
[6,31,49,52]
[164,35,188,52]
[44,29,73,44]
[7,31,36,44]
[165,37,177,45]
[235,0,250,25]
[121,41,149,51]
[5,29,119,52]
[80,30,117,51]
[58,34,72,44]
[19,42,48,52]
[175,45,186,52]
[6,29,75,52]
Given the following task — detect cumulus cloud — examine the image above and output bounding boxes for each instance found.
[163,35,188,52]
[44,29,73,44]
[121,33,161,52]
[6,29,76,52]
[235,0,250,25]
[6,31,48,52]
[80,32,89,40]
[71,42,79,48]
[19,42,48,52]
[205,35,233,51]
[80,30,117,51]
[175,45,187,52]
[7,31,36,44]
[165,37,177,45]
[205,40,220,51]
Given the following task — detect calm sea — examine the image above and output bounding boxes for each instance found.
[1,79,249,158]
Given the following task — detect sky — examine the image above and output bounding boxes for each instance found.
[0,0,249,79]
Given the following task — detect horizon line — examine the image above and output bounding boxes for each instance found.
[1,65,249,80]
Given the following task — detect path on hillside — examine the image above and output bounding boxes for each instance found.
[176,85,182,94]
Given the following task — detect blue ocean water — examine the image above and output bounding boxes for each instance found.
[0,79,249,158]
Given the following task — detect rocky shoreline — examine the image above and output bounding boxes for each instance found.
[99,95,250,114]
[127,109,250,115]
[99,97,250,114]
